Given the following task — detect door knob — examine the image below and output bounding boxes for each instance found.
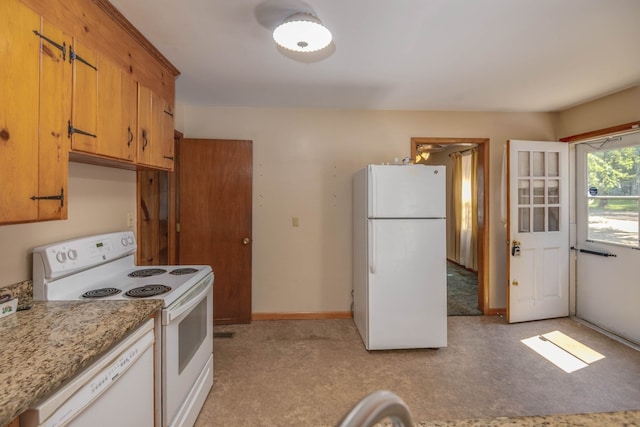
[242,237,250,245]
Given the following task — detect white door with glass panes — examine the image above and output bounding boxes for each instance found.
[575,132,640,345]
[507,140,569,323]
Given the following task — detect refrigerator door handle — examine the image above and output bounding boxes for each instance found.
[369,220,376,274]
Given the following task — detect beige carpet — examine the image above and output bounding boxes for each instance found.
[195,316,640,426]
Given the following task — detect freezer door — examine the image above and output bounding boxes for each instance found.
[368,165,445,218]
[367,218,447,349]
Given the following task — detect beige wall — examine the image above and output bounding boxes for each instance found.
[181,106,556,312]
[6,86,632,309]
[0,163,136,287]
[555,85,640,138]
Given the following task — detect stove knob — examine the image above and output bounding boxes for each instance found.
[55,251,67,263]
[121,237,128,246]
[67,249,78,260]
[127,236,134,245]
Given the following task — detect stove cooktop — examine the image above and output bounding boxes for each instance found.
[60,263,212,306]
[32,231,214,307]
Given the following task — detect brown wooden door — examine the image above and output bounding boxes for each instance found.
[178,138,253,324]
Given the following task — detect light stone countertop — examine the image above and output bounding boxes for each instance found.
[416,410,640,426]
[0,299,162,426]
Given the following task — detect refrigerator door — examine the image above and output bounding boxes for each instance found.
[368,165,445,219]
[367,218,447,349]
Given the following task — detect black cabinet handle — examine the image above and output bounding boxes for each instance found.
[127,126,134,147]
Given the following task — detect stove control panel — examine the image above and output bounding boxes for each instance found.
[33,231,137,280]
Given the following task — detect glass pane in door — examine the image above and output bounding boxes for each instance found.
[548,180,559,204]
[549,207,560,232]
[548,152,559,177]
[533,180,545,205]
[519,207,530,232]
[586,144,640,248]
[518,151,530,177]
[518,180,530,204]
[533,152,545,176]
[533,207,545,232]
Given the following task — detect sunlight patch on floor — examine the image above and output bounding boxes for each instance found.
[521,330,605,373]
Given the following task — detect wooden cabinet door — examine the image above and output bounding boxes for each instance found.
[137,84,153,166]
[70,38,98,153]
[0,0,41,223]
[96,56,135,161]
[156,96,175,170]
[0,0,68,224]
[38,18,71,220]
[138,85,174,170]
[121,70,138,161]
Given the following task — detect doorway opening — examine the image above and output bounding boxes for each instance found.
[411,137,489,315]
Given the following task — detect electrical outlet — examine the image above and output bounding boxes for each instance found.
[292,216,300,227]
[126,212,134,228]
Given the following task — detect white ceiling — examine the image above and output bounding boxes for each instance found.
[109,0,640,112]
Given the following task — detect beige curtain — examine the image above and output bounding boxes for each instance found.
[451,148,478,271]
[451,152,462,263]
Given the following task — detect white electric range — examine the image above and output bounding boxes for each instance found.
[32,231,214,427]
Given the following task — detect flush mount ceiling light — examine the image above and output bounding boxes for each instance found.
[273,12,332,53]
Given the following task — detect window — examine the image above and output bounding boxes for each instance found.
[517,150,561,233]
[584,141,640,248]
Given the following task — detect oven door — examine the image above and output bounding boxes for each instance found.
[162,272,214,427]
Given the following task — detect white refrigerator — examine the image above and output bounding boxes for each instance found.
[353,164,447,350]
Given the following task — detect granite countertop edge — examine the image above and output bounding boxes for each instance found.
[415,409,640,426]
[0,299,162,425]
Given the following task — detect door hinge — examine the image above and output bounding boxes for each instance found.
[33,30,66,60]
[69,45,97,70]
[31,188,64,207]
[176,223,181,233]
[68,120,96,139]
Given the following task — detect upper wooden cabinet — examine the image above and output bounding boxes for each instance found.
[138,85,175,170]
[71,52,137,163]
[1,0,178,224]
[0,1,70,224]
[22,0,179,170]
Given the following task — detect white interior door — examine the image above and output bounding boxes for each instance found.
[575,132,640,345]
[507,140,569,323]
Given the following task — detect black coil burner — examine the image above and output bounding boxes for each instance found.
[125,285,172,298]
[128,268,167,278]
[169,268,199,275]
[82,288,122,299]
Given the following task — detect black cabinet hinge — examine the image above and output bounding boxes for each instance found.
[69,45,97,71]
[33,30,66,60]
[68,120,96,139]
[31,188,64,207]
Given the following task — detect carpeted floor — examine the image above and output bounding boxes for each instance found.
[447,261,481,316]
[195,316,640,426]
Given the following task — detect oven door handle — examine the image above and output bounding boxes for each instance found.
[164,274,213,324]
